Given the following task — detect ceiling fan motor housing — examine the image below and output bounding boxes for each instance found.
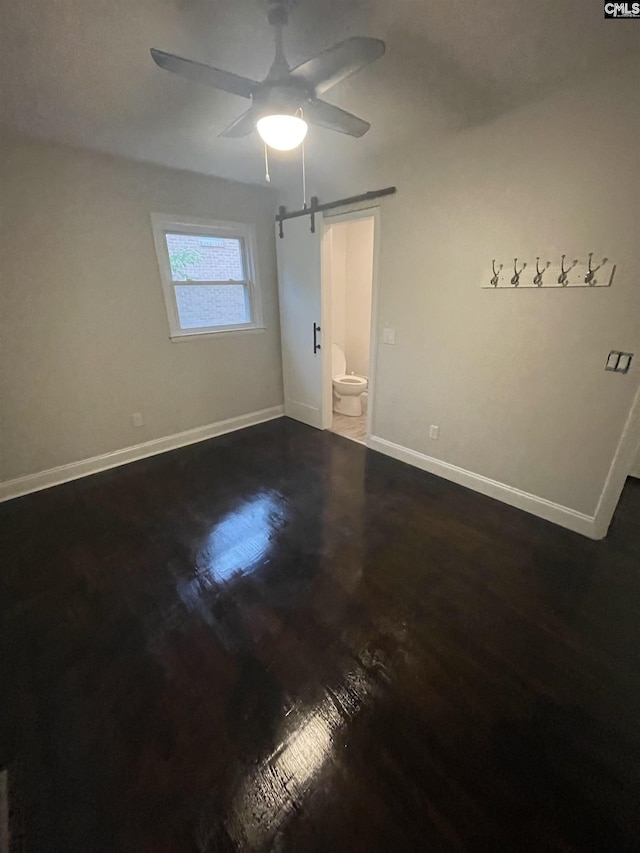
[253,83,311,119]
[266,0,293,27]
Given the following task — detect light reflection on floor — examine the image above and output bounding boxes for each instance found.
[199,491,286,581]
[176,492,287,620]
[225,660,383,849]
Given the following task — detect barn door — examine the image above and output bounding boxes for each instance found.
[275,216,325,429]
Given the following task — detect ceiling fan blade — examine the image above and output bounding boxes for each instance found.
[150,49,256,99]
[304,99,370,138]
[290,37,385,96]
[219,108,260,138]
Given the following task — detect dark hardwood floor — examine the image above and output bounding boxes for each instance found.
[1,417,639,852]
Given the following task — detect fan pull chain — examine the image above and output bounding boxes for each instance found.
[301,139,307,208]
[264,141,271,183]
[300,109,307,207]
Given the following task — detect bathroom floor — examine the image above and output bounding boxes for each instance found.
[330,411,367,444]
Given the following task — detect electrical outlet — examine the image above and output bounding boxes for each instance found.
[132,412,144,427]
[429,425,439,440]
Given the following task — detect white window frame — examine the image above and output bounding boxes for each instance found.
[151,212,264,341]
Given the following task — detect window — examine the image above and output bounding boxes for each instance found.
[151,214,264,340]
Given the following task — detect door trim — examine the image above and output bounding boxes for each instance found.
[591,379,640,537]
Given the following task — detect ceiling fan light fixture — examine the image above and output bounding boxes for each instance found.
[257,114,308,151]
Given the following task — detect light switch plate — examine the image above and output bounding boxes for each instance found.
[606,351,634,374]
[382,327,395,345]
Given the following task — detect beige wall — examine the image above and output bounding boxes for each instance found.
[363,56,640,517]
[344,218,374,378]
[0,134,283,483]
[328,218,374,378]
[328,224,347,355]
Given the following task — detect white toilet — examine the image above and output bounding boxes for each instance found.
[332,343,368,416]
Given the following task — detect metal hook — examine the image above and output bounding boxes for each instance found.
[511,258,527,287]
[491,259,503,287]
[584,252,608,285]
[558,254,577,286]
[533,257,550,287]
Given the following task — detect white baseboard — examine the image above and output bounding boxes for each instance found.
[367,435,599,539]
[0,405,284,503]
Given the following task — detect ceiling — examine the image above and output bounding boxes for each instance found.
[1,0,636,189]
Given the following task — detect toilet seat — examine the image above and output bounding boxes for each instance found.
[333,373,367,387]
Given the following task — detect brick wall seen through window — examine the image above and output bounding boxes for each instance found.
[165,233,244,282]
[152,215,262,338]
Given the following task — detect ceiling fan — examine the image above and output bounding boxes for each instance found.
[150,0,385,151]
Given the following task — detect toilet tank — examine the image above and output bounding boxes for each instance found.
[331,343,346,376]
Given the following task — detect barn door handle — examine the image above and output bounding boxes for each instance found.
[313,323,321,354]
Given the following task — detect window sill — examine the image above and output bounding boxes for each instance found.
[169,325,266,343]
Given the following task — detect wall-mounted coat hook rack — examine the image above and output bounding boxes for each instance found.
[482,253,616,289]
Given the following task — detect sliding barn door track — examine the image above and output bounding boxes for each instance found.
[276,187,396,238]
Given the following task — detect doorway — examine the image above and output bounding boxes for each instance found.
[322,212,376,445]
